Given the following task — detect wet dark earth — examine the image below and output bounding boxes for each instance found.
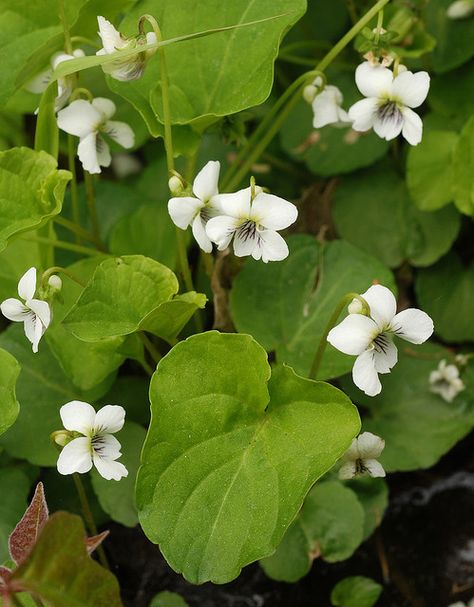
[107,433,474,607]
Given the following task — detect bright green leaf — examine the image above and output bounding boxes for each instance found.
[453,115,474,216]
[347,477,388,540]
[331,576,382,607]
[136,332,360,584]
[0,347,20,437]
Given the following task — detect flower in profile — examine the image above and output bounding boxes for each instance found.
[96,16,157,81]
[348,61,430,145]
[327,284,434,396]
[168,161,222,253]
[429,359,465,402]
[339,432,386,479]
[0,268,51,353]
[25,49,85,111]
[56,401,128,481]
[304,76,350,128]
[446,0,474,18]
[206,184,298,263]
[57,97,134,174]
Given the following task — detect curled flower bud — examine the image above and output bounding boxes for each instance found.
[51,430,71,447]
[348,298,365,315]
[446,0,474,19]
[303,84,318,104]
[48,275,62,291]
[168,174,185,196]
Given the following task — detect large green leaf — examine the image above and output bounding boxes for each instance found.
[333,166,460,267]
[63,255,206,343]
[453,115,474,216]
[230,236,395,379]
[416,253,474,343]
[429,64,474,127]
[0,348,20,437]
[0,467,31,563]
[260,480,365,582]
[0,239,41,301]
[340,344,474,472]
[136,332,360,584]
[0,147,70,251]
[347,477,388,540]
[109,0,307,127]
[11,512,123,607]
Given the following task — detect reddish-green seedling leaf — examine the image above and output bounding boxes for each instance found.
[9,482,49,566]
[85,531,110,556]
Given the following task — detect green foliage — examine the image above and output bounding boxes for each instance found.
[137,332,360,583]
[347,477,388,540]
[0,147,70,251]
[453,116,474,216]
[63,255,206,343]
[331,576,383,607]
[149,592,189,607]
[0,467,31,562]
[333,166,460,267]
[230,236,395,379]
[0,348,20,437]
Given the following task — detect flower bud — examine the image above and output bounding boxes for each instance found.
[303,84,318,104]
[447,0,474,18]
[168,175,185,196]
[51,430,70,447]
[48,275,62,291]
[348,298,364,315]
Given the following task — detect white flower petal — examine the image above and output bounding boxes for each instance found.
[93,453,128,481]
[312,87,345,128]
[94,405,126,434]
[355,62,394,97]
[168,196,203,229]
[361,284,397,328]
[344,437,360,460]
[348,98,378,131]
[327,314,378,356]
[258,230,289,263]
[18,267,37,301]
[57,437,93,475]
[392,70,430,108]
[25,68,52,94]
[78,133,101,174]
[213,188,251,219]
[338,460,357,480]
[373,338,398,374]
[103,120,135,149]
[92,97,116,120]
[364,458,386,478]
[60,401,96,434]
[192,214,213,253]
[390,308,434,344]
[233,227,259,259]
[97,16,125,53]
[352,350,382,396]
[356,432,385,458]
[24,316,44,353]
[57,100,102,138]
[250,192,298,231]
[373,111,404,141]
[206,215,240,250]
[401,107,423,146]
[93,434,122,459]
[192,160,220,202]
[1,298,30,322]
[27,299,51,328]
[96,136,112,169]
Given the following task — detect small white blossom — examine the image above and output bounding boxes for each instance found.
[57,97,134,174]
[57,401,128,481]
[0,268,51,353]
[327,284,434,396]
[339,432,386,480]
[348,61,430,145]
[96,16,157,81]
[26,49,85,111]
[304,77,350,128]
[448,601,474,607]
[47,275,62,291]
[168,161,222,253]
[206,186,298,263]
[429,359,465,402]
[447,0,474,18]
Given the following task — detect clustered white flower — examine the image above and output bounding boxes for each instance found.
[328,284,434,396]
[0,268,51,353]
[339,431,386,480]
[303,76,350,129]
[168,161,298,263]
[429,359,465,403]
[56,401,128,481]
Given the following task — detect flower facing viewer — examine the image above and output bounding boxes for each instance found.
[327,285,434,396]
[348,61,430,145]
[429,359,465,402]
[57,97,134,174]
[56,401,128,481]
[339,432,386,480]
[0,268,51,353]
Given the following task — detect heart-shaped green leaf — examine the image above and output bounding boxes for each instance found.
[0,347,20,437]
[136,331,360,584]
[331,576,382,607]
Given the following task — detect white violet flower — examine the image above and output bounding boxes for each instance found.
[168,161,222,253]
[206,186,298,263]
[348,61,430,145]
[304,77,350,128]
[0,268,51,353]
[446,0,474,18]
[327,284,434,396]
[26,49,85,111]
[57,97,135,174]
[97,16,157,81]
[56,401,128,481]
[429,359,465,403]
[339,432,386,480]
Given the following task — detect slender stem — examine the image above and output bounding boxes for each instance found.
[346,0,359,23]
[139,332,162,366]
[72,473,109,569]
[53,216,100,246]
[66,136,80,241]
[309,292,369,380]
[21,235,106,257]
[84,171,102,248]
[375,9,384,44]
[41,266,86,288]
[58,0,72,54]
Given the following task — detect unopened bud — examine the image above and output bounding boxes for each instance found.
[455,354,469,366]
[348,298,364,315]
[303,84,318,104]
[447,0,474,18]
[48,275,62,291]
[168,175,184,196]
[51,430,70,447]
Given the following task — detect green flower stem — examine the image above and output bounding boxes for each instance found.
[66,136,80,242]
[222,0,391,190]
[375,9,384,44]
[309,292,370,380]
[41,266,86,288]
[72,473,109,570]
[139,332,162,366]
[53,215,101,247]
[21,235,107,257]
[58,0,72,54]
[84,171,102,249]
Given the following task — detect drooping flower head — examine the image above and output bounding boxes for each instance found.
[327,284,434,396]
[446,0,474,18]
[304,76,350,129]
[97,16,157,81]
[0,268,51,353]
[57,97,135,174]
[429,359,465,403]
[339,431,386,480]
[348,62,430,145]
[168,161,222,253]
[206,185,298,263]
[56,401,128,481]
